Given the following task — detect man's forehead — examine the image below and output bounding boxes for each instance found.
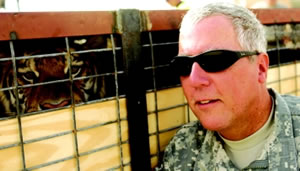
[181,14,233,34]
[179,15,241,55]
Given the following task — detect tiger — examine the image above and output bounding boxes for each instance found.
[0,36,109,117]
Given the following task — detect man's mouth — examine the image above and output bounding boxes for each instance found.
[197,99,218,105]
[199,100,210,104]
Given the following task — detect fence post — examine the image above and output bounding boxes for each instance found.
[117,9,151,170]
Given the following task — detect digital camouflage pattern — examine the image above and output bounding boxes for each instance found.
[157,89,300,170]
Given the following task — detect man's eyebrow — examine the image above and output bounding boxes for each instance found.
[177,47,225,56]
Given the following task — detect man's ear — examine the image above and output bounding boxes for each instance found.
[257,53,269,84]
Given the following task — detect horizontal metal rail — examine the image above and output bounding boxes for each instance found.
[0,9,300,40]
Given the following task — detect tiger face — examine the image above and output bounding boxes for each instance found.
[0,37,107,117]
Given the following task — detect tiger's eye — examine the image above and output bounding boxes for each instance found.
[22,71,36,83]
[71,66,82,77]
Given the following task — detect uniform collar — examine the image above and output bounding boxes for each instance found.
[265,89,298,170]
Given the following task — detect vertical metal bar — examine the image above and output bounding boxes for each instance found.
[9,41,27,169]
[65,37,80,171]
[274,24,282,93]
[110,34,124,170]
[297,24,300,95]
[291,23,298,95]
[117,9,151,170]
[186,102,191,123]
[295,61,298,95]
[148,32,162,162]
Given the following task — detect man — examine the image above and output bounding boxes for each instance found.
[157,3,300,170]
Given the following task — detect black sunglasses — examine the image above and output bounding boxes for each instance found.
[170,49,259,76]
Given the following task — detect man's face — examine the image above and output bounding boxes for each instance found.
[179,15,265,134]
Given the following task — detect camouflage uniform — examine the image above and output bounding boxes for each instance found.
[157,89,300,170]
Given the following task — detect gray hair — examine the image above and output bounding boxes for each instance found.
[180,3,267,55]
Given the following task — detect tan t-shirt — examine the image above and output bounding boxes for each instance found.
[221,98,275,169]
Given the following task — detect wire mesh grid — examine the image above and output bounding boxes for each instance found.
[0,34,130,170]
[141,30,192,167]
[266,23,300,96]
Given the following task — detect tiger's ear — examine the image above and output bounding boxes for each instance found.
[257,52,269,84]
[71,36,110,50]
[85,36,108,49]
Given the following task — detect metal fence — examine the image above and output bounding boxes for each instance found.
[0,9,299,171]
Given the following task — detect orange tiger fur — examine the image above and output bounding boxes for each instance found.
[0,36,108,117]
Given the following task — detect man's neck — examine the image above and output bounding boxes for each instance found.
[219,89,273,141]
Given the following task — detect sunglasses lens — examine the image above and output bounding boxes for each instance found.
[171,57,193,76]
[171,50,243,76]
[199,50,239,72]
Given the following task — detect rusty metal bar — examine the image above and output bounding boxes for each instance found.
[9,40,27,170]
[253,9,300,25]
[1,9,299,41]
[117,9,151,170]
[0,11,115,40]
[142,9,300,31]
[110,33,125,170]
[65,37,81,170]
[140,10,186,31]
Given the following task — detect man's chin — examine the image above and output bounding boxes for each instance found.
[199,117,228,132]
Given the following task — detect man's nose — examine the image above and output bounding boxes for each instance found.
[188,62,210,86]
